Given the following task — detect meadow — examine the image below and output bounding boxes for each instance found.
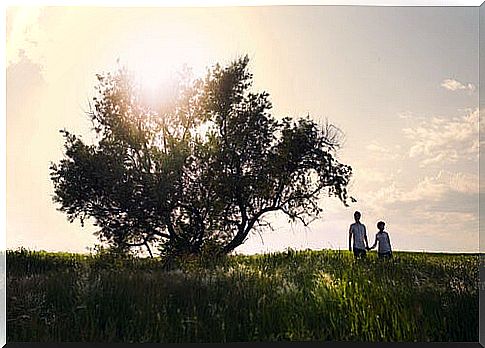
[6,248,479,342]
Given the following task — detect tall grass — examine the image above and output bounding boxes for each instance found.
[6,248,479,342]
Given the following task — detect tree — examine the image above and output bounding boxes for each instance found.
[50,56,353,258]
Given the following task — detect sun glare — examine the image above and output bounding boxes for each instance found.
[7,7,42,65]
[133,58,178,102]
[117,26,210,107]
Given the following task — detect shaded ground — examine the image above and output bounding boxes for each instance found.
[6,248,479,342]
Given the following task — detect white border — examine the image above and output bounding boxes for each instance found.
[1,1,483,345]
[2,0,484,7]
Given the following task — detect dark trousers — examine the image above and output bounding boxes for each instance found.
[378,251,392,259]
[353,248,367,258]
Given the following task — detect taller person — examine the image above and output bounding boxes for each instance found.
[348,211,369,258]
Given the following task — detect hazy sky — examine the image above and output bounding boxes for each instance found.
[6,6,480,254]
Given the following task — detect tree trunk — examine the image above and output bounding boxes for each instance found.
[222,230,248,254]
[145,242,154,258]
[222,209,275,254]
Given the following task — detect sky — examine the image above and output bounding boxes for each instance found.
[5,5,481,254]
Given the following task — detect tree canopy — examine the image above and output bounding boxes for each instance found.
[50,56,353,258]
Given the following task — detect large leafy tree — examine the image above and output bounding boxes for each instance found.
[50,56,353,258]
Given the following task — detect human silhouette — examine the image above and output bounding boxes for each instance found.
[367,221,392,258]
[348,211,369,258]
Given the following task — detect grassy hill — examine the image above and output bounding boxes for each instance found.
[6,248,479,342]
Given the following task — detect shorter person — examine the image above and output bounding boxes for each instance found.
[368,221,392,258]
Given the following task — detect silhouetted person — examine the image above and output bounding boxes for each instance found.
[348,211,369,258]
[368,221,392,258]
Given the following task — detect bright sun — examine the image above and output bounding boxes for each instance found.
[118,27,210,106]
[133,58,178,103]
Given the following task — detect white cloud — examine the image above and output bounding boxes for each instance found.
[358,169,478,247]
[397,111,427,121]
[364,141,401,160]
[440,78,476,93]
[373,170,478,204]
[353,166,390,184]
[351,107,479,250]
[371,176,442,205]
[435,170,478,194]
[403,108,478,167]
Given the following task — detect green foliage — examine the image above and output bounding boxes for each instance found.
[6,249,479,342]
[50,56,353,257]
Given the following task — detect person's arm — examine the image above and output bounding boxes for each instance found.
[364,225,369,249]
[348,225,352,251]
[387,233,392,252]
[368,234,377,250]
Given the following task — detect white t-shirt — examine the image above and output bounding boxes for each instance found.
[350,222,366,250]
[375,231,392,253]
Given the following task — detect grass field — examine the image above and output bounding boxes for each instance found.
[6,248,479,342]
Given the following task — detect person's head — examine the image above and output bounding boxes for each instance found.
[354,211,361,222]
[377,221,385,231]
